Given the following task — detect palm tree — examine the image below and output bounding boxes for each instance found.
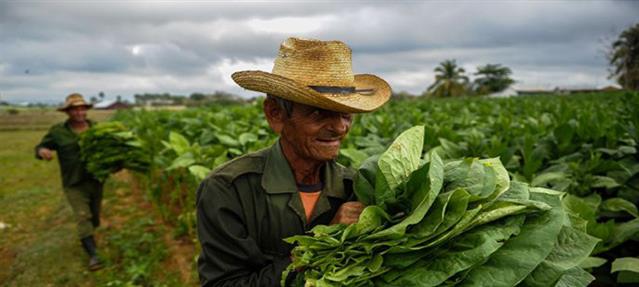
[609,23,639,90]
[426,60,469,97]
[473,64,515,95]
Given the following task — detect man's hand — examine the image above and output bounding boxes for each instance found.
[330,201,365,225]
[38,148,54,161]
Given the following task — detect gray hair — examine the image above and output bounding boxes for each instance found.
[266,94,294,117]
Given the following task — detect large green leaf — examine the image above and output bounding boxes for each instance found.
[601,197,639,218]
[341,148,370,168]
[238,132,257,146]
[532,171,567,187]
[411,189,470,241]
[611,257,639,284]
[353,155,380,206]
[579,257,607,269]
[376,125,425,204]
[379,215,524,287]
[443,157,509,202]
[168,131,191,155]
[366,152,444,240]
[468,200,546,228]
[561,193,600,222]
[553,266,595,287]
[444,158,496,200]
[383,190,472,271]
[166,152,195,170]
[458,191,565,287]
[341,206,389,242]
[418,205,483,250]
[522,225,600,287]
[216,133,240,147]
[606,218,639,251]
[611,257,639,274]
[188,165,211,181]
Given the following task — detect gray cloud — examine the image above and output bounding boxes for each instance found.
[0,1,636,103]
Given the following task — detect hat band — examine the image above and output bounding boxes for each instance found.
[309,86,375,95]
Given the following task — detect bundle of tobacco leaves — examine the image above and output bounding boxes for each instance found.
[80,121,150,181]
[283,126,599,287]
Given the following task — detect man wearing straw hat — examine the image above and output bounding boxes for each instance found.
[196,37,391,286]
[35,93,103,271]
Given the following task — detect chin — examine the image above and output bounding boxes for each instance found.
[309,150,340,162]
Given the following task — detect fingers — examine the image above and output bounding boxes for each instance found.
[342,202,365,218]
[38,148,54,160]
[331,201,365,225]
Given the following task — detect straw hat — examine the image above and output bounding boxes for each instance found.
[57,93,93,111]
[232,37,391,113]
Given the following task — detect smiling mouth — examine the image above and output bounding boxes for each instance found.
[316,138,341,146]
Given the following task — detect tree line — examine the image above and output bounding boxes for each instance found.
[424,22,638,98]
[424,61,514,97]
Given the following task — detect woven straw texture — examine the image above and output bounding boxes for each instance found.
[232,37,391,113]
[58,93,93,111]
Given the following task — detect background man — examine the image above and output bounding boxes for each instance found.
[35,93,103,271]
[196,37,391,286]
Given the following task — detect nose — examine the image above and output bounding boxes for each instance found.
[327,113,352,135]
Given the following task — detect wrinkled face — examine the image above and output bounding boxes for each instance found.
[268,100,353,162]
[66,106,88,123]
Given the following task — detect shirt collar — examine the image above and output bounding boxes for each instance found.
[261,140,347,200]
[64,119,93,131]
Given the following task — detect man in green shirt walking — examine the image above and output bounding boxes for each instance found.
[196,37,391,286]
[35,93,103,271]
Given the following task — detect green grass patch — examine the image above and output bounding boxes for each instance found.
[95,217,180,287]
[1,129,188,286]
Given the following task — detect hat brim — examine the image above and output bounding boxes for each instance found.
[57,102,93,111]
[232,71,391,113]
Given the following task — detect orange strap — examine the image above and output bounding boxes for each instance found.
[299,191,321,222]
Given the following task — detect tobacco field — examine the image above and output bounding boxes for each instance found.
[100,91,639,285]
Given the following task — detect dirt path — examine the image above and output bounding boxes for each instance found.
[108,171,198,285]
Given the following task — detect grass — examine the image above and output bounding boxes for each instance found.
[0,115,197,286]
[0,108,115,131]
[0,130,95,286]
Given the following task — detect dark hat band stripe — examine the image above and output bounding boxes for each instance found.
[309,86,375,95]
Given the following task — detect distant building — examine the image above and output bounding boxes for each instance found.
[515,89,555,96]
[487,87,518,98]
[599,85,622,92]
[93,100,131,110]
[134,93,184,106]
[515,85,622,96]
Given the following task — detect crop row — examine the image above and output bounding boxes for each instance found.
[111,91,638,284]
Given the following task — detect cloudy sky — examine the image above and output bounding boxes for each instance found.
[1,1,637,104]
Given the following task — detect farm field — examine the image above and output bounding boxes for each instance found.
[0,113,197,286]
[109,91,638,286]
[0,108,115,131]
[2,91,638,286]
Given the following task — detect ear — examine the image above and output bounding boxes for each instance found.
[263,97,285,134]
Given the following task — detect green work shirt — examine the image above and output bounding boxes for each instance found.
[35,120,97,187]
[196,141,355,286]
